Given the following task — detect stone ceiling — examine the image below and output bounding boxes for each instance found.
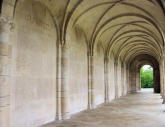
[4,0,165,64]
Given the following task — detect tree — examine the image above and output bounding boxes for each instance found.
[140,66,153,88]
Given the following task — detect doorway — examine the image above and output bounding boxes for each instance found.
[140,65,153,89]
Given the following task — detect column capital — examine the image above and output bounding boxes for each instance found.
[87,51,93,57]
[0,16,14,32]
[0,16,10,23]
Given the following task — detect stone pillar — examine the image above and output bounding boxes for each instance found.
[88,54,95,109]
[136,69,140,91]
[162,56,165,103]
[56,43,62,120]
[138,66,142,91]
[0,17,11,127]
[139,72,142,91]
[104,58,109,103]
[126,66,130,93]
[154,67,160,93]
[160,56,164,102]
[121,63,124,96]
[61,44,70,119]
[124,64,128,95]
[130,67,136,93]
[114,62,118,98]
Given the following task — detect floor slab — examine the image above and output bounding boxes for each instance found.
[42,89,165,127]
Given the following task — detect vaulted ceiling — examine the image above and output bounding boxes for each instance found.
[9,0,165,64]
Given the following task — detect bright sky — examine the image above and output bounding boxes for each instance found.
[142,65,152,70]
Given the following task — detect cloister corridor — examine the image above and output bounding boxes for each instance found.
[42,89,165,127]
[1,0,165,127]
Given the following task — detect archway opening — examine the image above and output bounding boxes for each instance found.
[140,65,154,91]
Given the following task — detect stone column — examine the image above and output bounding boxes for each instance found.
[0,17,11,127]
[121,63,124,96]
[136,69,140,91]
[126,66,130,93]
[160,59,163,96]
[56,43,62,120]
[130,66,136,93]
[124,64,128,95]
[154,67,160,93]
[139,72,142,91]
[61,44,70,119]
[88,54,95,109]
[160,56,164,102]
[162,56,165,103]
[104,58,109,103]
[114,62,118,98]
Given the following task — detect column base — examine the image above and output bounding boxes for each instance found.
[88,104,96,110]
[105,99,110,103]
[56,113,62,120]
[115,95,119,99]
[56,112,70,120]
[61,112,70,120]
[162,96,165,104]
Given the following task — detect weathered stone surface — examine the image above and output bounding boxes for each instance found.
[0,0,165,127]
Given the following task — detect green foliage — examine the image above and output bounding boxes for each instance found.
[140,66,153,88]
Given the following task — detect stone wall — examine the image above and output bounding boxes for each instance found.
[0,0,164,127]
[67,28,88,114]
[93,42,105,106]
[11,1,57,126]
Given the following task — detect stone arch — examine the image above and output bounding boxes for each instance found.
[0,1,165,126]
[129,54,160,93]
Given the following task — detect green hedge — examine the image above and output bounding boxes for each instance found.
[140,66,153,88]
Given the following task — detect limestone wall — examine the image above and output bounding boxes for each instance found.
[67,28,88,114]
[93,42,105,106]
[11,1,57,127]
[0,0,164,127]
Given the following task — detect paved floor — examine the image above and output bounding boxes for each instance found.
[42,89,165,127]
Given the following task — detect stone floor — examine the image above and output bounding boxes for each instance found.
[42,89,165,127]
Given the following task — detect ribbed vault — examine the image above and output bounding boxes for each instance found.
[64,0,165,63]
[10,0,165,62]
[1,0,165,127]
[9,0,165,118]
[34,0,165,64]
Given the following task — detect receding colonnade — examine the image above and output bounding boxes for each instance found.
[0,0,165,127]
